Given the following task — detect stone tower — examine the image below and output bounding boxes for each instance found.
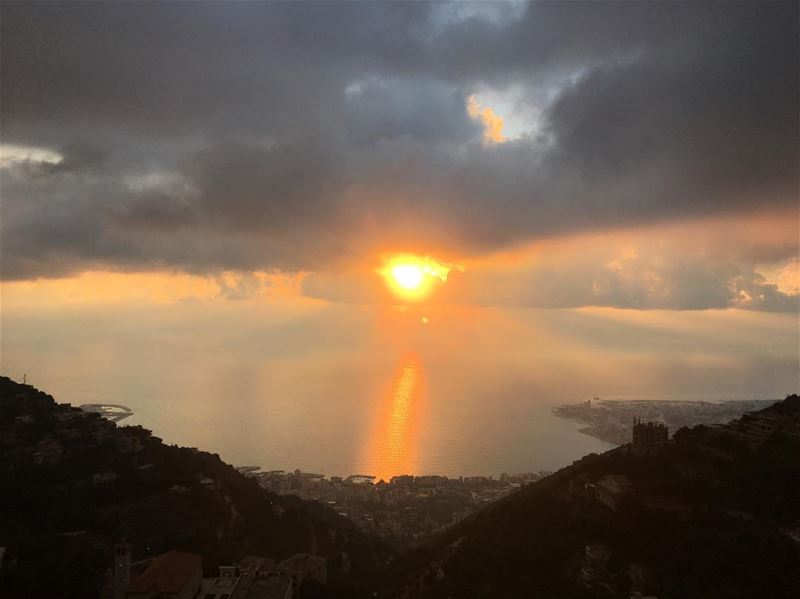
[632,418,668,454]
[113,541,131,599]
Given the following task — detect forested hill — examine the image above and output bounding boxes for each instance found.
[380,394,800,598]
[0,376,391,598]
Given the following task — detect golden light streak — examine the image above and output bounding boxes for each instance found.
[363,353,425,481]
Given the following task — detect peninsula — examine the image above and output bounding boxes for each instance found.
[553,397,778,445]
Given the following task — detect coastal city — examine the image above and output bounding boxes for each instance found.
[3,376,799,599]
[238,468,549,548]
[553,397,778,445]
[66,397,782,549]
[10,397,548,549]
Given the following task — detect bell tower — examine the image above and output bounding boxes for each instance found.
[113,541,131,599]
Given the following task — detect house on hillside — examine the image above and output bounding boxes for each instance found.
[200,565,239,598]
[201,562,293,599]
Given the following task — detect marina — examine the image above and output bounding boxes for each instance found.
[79,403,134,423]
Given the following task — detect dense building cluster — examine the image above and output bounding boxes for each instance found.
[245,469,548,547]
[105,542,306,599]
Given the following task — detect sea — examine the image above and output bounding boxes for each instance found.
[3,300,796,480]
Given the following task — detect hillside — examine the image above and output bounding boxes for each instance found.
[3,375,798,599]
[379,395,800,598]
[0,376,391,598]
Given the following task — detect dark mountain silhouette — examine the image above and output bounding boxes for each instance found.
[0,376,391,598]
[379,395,800,598]
[3,374,798,598]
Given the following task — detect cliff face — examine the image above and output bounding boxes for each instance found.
[381,395,800,599]
[0,377,391,599]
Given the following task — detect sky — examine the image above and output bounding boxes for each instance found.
[1,2,798,403]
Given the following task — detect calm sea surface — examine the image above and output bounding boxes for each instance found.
[3,301,796,479]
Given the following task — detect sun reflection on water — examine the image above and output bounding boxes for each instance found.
[363,353,425,481]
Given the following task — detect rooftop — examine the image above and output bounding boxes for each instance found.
[231,573,292,599]
[128,550,202,594]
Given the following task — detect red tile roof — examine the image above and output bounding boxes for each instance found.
[128,550,202,594]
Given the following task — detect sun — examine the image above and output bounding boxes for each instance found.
[391,264,425,291]
[379,254,461,301]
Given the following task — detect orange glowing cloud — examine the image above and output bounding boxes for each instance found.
[1,269,307,309]
[467,95,506,144]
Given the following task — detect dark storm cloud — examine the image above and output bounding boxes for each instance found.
[344,78,481,146]
[1,1,797,307]
[0,1,435,142]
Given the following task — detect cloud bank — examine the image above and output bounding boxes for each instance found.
[1,2,797,310]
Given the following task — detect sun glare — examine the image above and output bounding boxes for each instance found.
[379,255,461,300]
[392,264,425,290]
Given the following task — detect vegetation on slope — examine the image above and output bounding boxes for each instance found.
[0,377,391,598]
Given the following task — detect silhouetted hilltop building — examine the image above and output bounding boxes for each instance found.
[632,419,668,454]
